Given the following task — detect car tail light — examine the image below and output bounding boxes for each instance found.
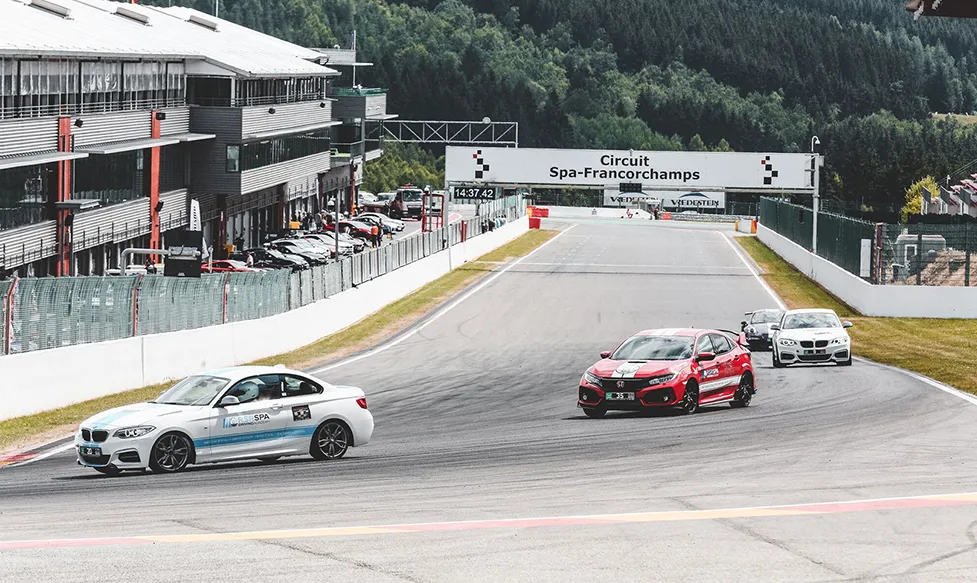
[356,398,368,409]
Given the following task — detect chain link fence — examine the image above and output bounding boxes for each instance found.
[760,197,976,286]
[0,198,525,355]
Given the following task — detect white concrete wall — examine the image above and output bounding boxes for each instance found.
[757,223,977,319]
[542,206,653,219]
[0,217,529,421]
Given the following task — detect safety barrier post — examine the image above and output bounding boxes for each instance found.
[222,273,230,324]
[131,274,144,337]
[965,222,971,287]
[916,232,923,286]
[3,278,17,355]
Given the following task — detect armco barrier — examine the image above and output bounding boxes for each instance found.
[0,216,529,421]
[757,223,977,319]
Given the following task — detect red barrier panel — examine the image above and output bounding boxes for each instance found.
[529,217,542,229]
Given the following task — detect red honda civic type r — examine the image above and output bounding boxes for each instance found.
[577,328,756,418]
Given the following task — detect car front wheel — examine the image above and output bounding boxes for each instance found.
[838,356,853,367]
[149,433,193,473]
[773,351,785,368]
[680,382,699,415]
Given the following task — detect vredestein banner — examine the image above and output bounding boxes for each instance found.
[445,147,816,191]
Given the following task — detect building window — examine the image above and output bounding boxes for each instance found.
[226,145,240,172]
[159,143,188,192]
[227,130,331,173]
[0,164,53,230]
[234,77,327,106]
[72,149,147,207]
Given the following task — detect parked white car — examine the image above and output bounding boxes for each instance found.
[357,212,405,232]
[771,308,853,367]
[74,365,374,475]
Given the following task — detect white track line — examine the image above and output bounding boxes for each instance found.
[5,441,74,468]
[722,233,786,310]
[310,224,578,374]
[724,232,977,408]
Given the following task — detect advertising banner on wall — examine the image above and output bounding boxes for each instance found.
[446,147,816,191]
[603,189,727,209]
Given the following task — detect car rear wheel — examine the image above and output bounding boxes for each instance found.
[730,375,754,408]
[149,433,193,473]
[582,406,606,419]
[311,421,350,461]
[680,382,699,415]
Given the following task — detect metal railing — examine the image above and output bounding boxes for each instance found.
[0,197,525,355]
[759,197,977,286]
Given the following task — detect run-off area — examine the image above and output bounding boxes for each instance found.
[3,220,977,583]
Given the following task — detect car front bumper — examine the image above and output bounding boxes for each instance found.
[777,344,850,364]
[74,432,157,470]
[745,333,772,348]
[577,380,684,411]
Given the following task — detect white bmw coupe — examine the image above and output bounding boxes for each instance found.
[75,365,374,475]
[771,308,853,367]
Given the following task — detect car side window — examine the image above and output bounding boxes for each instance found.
[710,334,733,354]
[224,375,281,405]
[283,375,323,398]
[695,335,714,355]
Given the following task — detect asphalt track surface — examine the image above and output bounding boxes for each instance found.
[4,219,977,582]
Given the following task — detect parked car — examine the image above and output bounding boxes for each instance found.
[357,212,405,232]
[303,233,355,256]
[201,259,261,273]
[269,239,330,265]
[232,248,309,271]
[338,220,375,240]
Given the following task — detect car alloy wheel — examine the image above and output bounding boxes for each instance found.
[730,375,753,408]
[311,421,350,460]
[681,383,699,415]
[149,433,192,473]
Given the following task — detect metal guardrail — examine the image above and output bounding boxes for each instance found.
[0,198,525,355]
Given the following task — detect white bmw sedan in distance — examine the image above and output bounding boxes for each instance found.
[75,365,374,475]
[771,308,853,367]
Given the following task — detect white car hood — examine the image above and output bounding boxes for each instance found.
[81,402,198,430]
[778,327,846,341]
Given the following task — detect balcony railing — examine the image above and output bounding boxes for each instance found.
[331,87,387,97]
[0,97,187,120]
[331,141,366,160]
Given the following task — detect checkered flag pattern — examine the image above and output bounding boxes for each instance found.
[761,155,779,185]
[473,150,490,179]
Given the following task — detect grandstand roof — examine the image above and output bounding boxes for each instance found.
[0,0,339,78]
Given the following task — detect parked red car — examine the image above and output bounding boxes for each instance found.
[201,259,260,273]
[577,328,755,418]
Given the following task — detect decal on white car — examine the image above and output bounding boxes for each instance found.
[222,413,271,428]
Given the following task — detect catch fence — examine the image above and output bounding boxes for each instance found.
[0,197,525,355]
[759,197,977,286]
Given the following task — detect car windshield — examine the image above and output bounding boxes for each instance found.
[152,375,230,406]
[611,336,694,361]
[751,310,784,324]
[377,193,393,201]
[782,313,841,329]
[401,190,422,202]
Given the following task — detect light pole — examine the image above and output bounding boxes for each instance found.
[810,136,821,254]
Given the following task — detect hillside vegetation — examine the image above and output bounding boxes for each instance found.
[155,0,977,210]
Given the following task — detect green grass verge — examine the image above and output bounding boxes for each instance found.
[737,236,977,395]
[0,229,559,454]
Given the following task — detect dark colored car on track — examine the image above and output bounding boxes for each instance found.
[578,328,755,418]
[741,309,786,350]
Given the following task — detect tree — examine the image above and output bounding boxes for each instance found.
[688,134,707,151]
[902,176,938,222]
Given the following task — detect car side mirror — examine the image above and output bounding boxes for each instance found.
[217,395,240,407]
[600,351,611,359]
[842,321,853,328]
[696,352,716,362]
[769,324,780,331]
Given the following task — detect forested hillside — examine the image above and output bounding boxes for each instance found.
[154,0,977,210]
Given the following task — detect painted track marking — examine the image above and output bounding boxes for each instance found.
[3,491,977,549]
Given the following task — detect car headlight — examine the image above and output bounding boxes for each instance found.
[583,371,602,387]
[829,337,849,345]
[779,339,797,346]
[646,374,676,386]
[114,426,155,439]
[745,326,757,335]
